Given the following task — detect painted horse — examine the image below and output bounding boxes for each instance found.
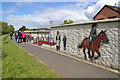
[77,30,109,60]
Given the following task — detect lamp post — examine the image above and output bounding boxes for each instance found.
[49,21,53,29]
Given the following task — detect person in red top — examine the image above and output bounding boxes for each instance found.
[22,31,26,43]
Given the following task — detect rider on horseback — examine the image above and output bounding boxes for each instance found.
[89,23,98,46]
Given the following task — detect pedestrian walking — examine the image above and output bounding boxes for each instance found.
[20,31,22,43]
[18,30,22,43]
[10,32,13,40]
[18,31,20,43]
[14,33,18,42]
[26,35,28,42]
[22,31,26,43]
[28,33,31,42]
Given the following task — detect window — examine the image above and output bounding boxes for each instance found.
[108,16,117,19]
[98,18,104,20]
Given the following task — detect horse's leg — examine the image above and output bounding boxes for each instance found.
[83,46,87,60]
[94,49,101,60]
[91,48,95,58]
[88,48,90,58]
[88,48,92,60]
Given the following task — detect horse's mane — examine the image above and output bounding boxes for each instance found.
[94,31,102,41]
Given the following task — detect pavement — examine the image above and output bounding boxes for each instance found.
[11,39,119,78]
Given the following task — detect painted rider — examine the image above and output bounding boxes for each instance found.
[89,23,98,46]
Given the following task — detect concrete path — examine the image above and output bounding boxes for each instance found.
[12,40,119,78]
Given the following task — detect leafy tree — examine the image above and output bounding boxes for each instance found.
[9,25,15,33]
[19,26,26,31]
[2,22,9,34]
[1,21,15,34]
[63,19,74,24]
[69,19,74,24]
[64,20,69,24]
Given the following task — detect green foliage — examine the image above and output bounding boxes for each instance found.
[9,25,15,33]
[63,19,74,24]
[64,20,69,24]
[19,26,26,31]
[69,19,74,24]
[2,36,61,78]
[1,21,15,35]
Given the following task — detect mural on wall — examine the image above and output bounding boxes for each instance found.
[78,23,109,60]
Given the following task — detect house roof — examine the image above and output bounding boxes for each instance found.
[93,5,120,19]
[24,30,50,33]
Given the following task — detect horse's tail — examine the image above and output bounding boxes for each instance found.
[77,43,83,48]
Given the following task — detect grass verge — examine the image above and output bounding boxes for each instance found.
[2,35,61,78]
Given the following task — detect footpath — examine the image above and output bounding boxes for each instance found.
[12,40,119,78]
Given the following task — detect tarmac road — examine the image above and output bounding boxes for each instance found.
[12,40,119,78]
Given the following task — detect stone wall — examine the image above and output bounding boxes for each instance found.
[47,18,120,69]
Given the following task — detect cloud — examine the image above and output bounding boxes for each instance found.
[5,2,90,30]
[1,8,17,14]
[85,0,120,18]
[4,0,120,30]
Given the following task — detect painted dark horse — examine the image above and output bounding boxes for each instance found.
[78,30,109,60]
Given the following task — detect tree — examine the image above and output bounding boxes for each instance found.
[1,21,15,34]
[64,20,69,24]
[63,19,74,24]
[9,25,15,33]
[69,19,74,24]
[2,22,8,34]
[19,26,26,31]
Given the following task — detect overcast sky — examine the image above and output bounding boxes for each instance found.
[1,0,120,30]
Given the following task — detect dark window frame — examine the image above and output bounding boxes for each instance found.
[98,18,104,20]
[108,16,117,19]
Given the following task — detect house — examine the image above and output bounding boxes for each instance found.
[24,29,50,40]
[93,5,120,21]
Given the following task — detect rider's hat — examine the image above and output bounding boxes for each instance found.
[92,23,97,28]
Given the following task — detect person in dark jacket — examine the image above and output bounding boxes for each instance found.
[14,33,18,42]
[89,23,98,46]
[18,30,22,43]
[18,30,20,43]
[20,31,22,43]
[10,32,13,40]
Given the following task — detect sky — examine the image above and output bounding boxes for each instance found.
[1,0,120,30]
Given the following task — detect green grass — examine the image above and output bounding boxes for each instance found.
[2,35,61,78]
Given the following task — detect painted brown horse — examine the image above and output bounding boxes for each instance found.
[78,30,109,60]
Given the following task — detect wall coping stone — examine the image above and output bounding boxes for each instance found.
[50,18,120,28]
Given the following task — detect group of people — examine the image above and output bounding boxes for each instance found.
[10,30,27,43]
